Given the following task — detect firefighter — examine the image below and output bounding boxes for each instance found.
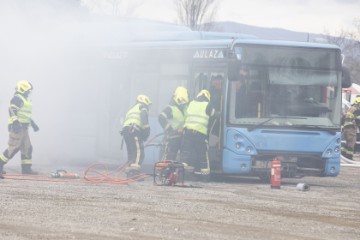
[121,95,151,174]
[341,97,360,160]
[180,89,215,178]
[158,86,189,160]
[0,80,39,178]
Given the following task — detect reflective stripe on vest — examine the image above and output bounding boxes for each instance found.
[123,103,143,128]
[169,105,185,130]
[184,101,209,135]
[8,94,32,124]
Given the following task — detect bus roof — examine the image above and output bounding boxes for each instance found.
[231,38,341,50]
[106,37,341,55]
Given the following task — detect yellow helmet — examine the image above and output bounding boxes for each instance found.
[353,97,360,105]
[196,89,211,101]
[137,95,152,106]
[173,86,189,105]
[16,80,33,94]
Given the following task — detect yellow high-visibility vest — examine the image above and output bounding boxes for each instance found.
[184,101,209,135]
[123,103,145,129]
[8,94,32,124]
[169,105,185,130]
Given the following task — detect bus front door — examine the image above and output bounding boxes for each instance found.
[191,68,225,172]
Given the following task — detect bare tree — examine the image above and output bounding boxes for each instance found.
[174,0,218,31]
[324,18,360,84]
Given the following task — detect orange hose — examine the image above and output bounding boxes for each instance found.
[3,161,150,185]
[83,161,150,184]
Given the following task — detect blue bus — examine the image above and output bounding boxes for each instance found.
[99,29,351,180]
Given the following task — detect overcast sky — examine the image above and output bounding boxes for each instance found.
[84,0,359,34]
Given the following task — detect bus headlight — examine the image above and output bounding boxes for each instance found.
[246,146,253,153]
[334,146,340,153]
[235,142,241,149]
[326,149,332,156]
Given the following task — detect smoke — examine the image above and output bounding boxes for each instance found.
[0,1,126,169]
[0,0,188,172]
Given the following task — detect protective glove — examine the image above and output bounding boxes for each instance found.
[31,120,39,132]
[10,120,22,133]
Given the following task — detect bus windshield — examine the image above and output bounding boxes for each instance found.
[228,45,342,129]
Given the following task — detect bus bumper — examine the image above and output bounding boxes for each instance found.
[324,157,340,176]
[223,149,252,174]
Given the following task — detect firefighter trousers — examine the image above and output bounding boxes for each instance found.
[341,127,356,160]
[122,126,144,166]
[161,135,182,161]
[180,129,209,173]
[0,128,33,165]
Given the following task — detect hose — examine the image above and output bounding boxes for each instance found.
[341,155,360,167]
[341,163,360,167]
[82,133,164,184]
[83,161,150,184]
[3,161,151,184]
[144,133,164,148]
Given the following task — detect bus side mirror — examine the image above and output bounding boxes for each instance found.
[342,66,351,88]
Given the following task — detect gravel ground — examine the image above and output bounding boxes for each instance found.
[0,165,359,240]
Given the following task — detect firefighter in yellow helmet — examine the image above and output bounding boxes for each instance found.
[158,86,189,160]
[180,89,215,179]
[0,80,39,178]
[341,96,360,160]
[121,95,151,174]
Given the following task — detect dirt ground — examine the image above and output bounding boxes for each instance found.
[0,164,359,240]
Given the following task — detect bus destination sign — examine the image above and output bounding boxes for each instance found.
[193,49,224,59]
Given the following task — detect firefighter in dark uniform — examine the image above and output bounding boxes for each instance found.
[121,95,151,173]
[341,97,360,160]
[158,86,189,161]
[180,89,215,177]
[0,80,39,178]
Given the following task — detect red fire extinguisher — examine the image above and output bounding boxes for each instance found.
[271,159,281,189]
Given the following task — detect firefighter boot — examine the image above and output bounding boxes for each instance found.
[21,164,39,175]
[0,161,4,179]
[125,163,144,181]
[198,168,210,182]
